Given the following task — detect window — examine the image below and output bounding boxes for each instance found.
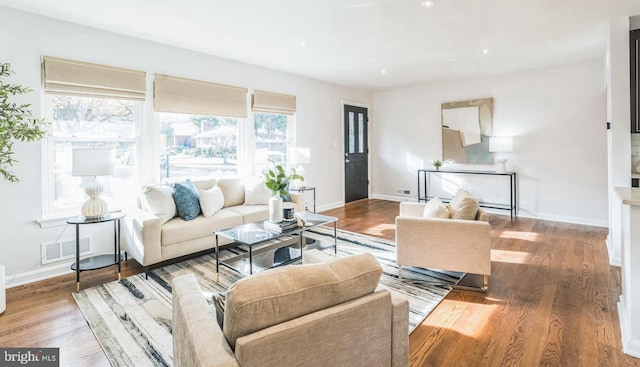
[253,112,293,173]
[44,95,141,215]
[159,112,239,179]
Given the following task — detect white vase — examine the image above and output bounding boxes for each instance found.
[269,196,283,222]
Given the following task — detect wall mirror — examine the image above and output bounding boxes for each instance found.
[441,98,493,164]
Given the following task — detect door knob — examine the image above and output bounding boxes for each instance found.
[345,159,350,163]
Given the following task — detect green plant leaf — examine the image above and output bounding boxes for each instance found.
[0,62,50,182]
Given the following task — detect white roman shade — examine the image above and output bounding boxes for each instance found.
[251,90,296,115]
[42,56,146,100]
[154,74,248,118]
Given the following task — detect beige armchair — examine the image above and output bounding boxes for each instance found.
[395,201,491,292]
[172,251,409,367]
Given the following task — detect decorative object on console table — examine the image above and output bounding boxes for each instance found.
[432,160,442,171]
[489,137,513,174]
[72,149,116,219]
[289,146,310,188]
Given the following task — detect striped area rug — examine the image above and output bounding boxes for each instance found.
[73,227,462,367]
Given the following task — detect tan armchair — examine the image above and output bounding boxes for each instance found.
[172,251,409,367]
[395,201,491,292]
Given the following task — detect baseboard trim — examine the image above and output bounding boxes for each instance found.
[618,297,640,358]
[370,194,607,227]
[605,235,622,267]
[5,262,73,289]
[316,201,344,212]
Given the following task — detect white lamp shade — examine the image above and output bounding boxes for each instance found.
[289,147,311,165]
[489,137,514,153]
[72,149,116,176]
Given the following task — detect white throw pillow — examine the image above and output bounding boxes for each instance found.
[243,178,271,205]
[199,186,225,217]
[141,184,177,224]
[422,197,449,219]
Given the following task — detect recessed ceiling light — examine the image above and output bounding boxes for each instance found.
[381,69,387,75]
[421,0,435,8]
[301,41,308,47]
[482,49,490,54]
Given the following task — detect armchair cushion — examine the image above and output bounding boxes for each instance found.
[223,253,383,349]
[422,197,449,219]
[448,189,480,220]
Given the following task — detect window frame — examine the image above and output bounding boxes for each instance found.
[250,112,295,175]
[42,94,142,218]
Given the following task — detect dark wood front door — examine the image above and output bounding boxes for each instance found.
[344,104,369,203]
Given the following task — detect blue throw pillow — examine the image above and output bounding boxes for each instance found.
[172,179,201,221]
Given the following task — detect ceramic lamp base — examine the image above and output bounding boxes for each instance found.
[82,177,108,218]
[495,157,507,174]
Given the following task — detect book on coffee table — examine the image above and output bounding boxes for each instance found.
[263,220,298,233]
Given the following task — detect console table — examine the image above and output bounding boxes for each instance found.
[417,169,517,219]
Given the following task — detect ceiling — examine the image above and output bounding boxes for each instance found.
[2,0,640,91]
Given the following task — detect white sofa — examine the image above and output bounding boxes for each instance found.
[122,177,304,276]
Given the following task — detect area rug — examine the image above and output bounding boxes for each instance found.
[73,227,462,367]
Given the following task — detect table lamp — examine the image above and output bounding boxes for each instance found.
[72,149,116,219]
[489,137,513,173]
[289,147,310,188]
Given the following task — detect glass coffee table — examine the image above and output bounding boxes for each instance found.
[214,212,338,280]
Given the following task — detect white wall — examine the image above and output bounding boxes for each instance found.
[0,7,371,285]
[606,17,632,266]
[371,59,608,226]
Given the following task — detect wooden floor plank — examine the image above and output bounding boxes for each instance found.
[0,199,638,367]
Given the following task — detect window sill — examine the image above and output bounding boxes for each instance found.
[37,208,124,228]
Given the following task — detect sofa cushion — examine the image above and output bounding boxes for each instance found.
[199,186,225,217]
[224,205,269,224]
[141,184,176,224]
[161,208,243,246]
[243,178,271,205]
[223,252,383,349]
[448,189,480,220]
[422,197,449,219]
[191,178,217,191]
[172,179,201,221]
[217,177,245,208]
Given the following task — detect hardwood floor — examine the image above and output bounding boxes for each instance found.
[0,199,638,366]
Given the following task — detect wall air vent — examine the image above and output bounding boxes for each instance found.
[41,235,92,264]
[395,188,411,196]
